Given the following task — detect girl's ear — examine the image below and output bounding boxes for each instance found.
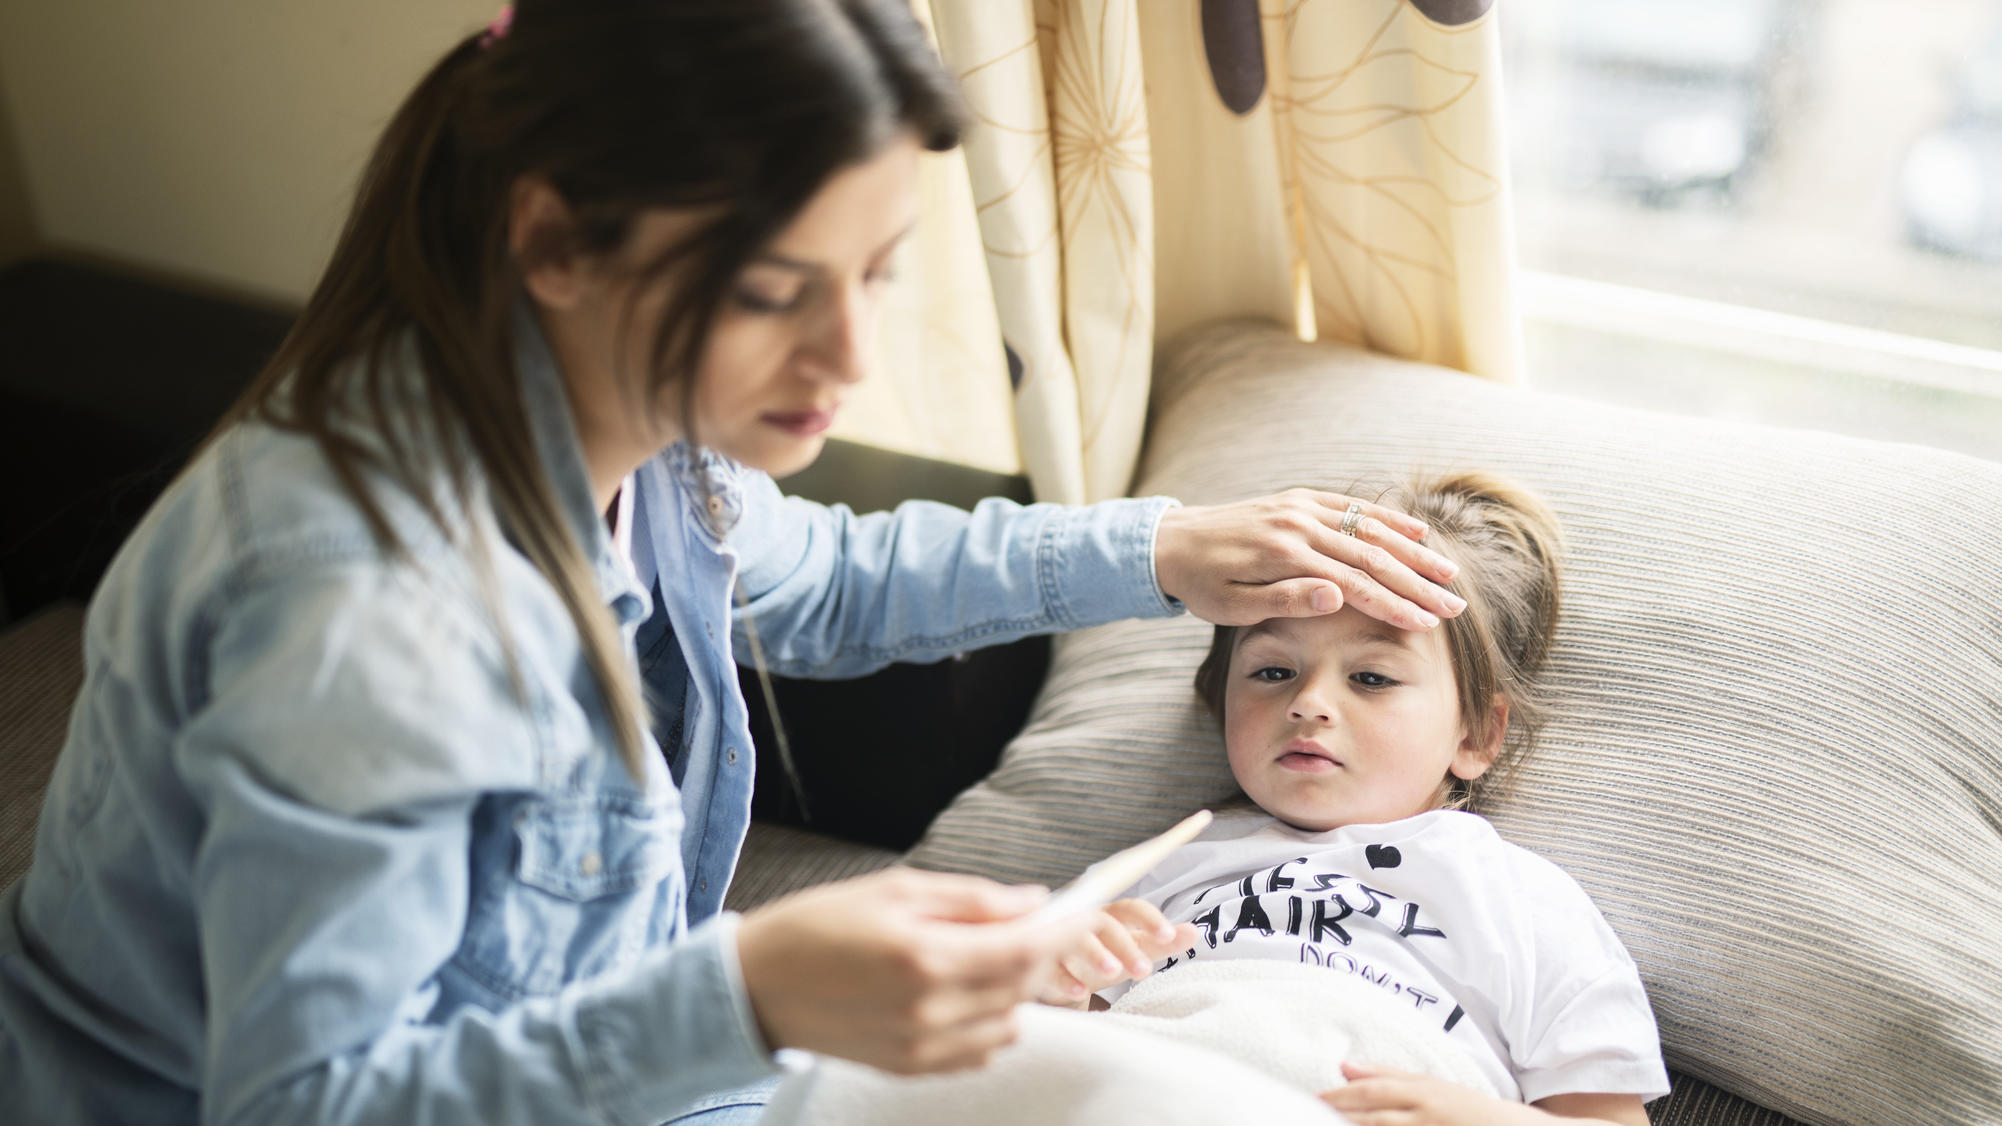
[1450,696,1509,781]
[510,177,588,310]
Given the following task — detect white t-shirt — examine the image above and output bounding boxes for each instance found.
[1097,808,1671,1104]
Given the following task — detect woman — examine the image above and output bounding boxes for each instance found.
[0,2,1464,1122]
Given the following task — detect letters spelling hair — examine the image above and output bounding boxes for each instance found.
[1192,472,1565,810]
[215,0,965,780]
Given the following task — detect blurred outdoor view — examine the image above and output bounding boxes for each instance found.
[1502,0,2002,461]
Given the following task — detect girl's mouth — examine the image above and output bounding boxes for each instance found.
[1279,742,1341,773]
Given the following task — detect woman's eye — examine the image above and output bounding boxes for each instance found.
[1352,671,1397,689]
[1249,667,1293,683]
[731,287,802,315]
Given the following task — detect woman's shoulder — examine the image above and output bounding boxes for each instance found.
[85,419,543,809]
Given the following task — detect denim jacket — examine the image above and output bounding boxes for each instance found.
[0,311,1181,1125]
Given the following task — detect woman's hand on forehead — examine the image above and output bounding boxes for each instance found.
[1154,489,1466,631]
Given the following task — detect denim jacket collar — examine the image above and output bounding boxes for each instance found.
[656,442,746,541]
[513,303,650,627]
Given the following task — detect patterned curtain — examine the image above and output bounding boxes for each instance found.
[836,0,1518,504]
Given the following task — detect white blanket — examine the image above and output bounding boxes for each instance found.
[760,960,1504,1125]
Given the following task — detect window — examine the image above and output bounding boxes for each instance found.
[1503,0,2002,462]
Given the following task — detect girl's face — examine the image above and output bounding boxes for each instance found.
[1222,608,1495,832]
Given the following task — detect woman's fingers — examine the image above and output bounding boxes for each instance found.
[899,870,1050,924]
[1153,490,1464,632]
[1306,501,1462,591]
[883,1011,1023,1075]
[736,868,1059,1073]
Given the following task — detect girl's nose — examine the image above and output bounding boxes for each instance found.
[1288,680,1336,723]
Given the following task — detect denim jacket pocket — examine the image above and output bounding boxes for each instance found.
[516,795,677,900]
[458,794,683,1000]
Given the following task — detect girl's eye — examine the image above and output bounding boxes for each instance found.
[1352,671,1398,689]
[1249,666,1293,683]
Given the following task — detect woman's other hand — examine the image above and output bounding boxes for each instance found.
[734,867,1058,1074]
[1034,899,1199,1008]
[1154,489,1465,630]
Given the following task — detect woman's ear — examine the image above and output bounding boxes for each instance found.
[1450,696,1510,781]
[510,177,588,310]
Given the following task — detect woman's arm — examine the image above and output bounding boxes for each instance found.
[724,474,1462,680]
[182,563,775,1126]
[726,470,1179,678]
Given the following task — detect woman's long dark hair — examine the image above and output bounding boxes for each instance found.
[222,0,966,779]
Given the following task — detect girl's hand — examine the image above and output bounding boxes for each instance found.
[1322,1062,1543,1126]
[1035,898,1198,1008]
[735,867,1060,1074]
[1154,489,1465,631]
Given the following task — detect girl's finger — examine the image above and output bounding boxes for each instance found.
[1094,916,1155,979]
[1061,934,1121,986]
[1325,1077,1417,1112]
[1104,898,1176,942]
[1137,921,1199,961]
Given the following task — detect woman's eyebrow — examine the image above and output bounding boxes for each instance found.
[753,222,918,275]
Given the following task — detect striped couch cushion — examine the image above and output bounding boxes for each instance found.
[906,319,2002,1126]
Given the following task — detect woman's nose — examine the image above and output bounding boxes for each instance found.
[799,280,872,385]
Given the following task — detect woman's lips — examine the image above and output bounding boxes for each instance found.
[762,408,836,437]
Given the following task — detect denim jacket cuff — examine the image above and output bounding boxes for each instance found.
[1046,495,1185,628]
[573,912,779,1125]
[1144,496,1186,615]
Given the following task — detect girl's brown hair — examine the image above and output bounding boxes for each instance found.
[1193,472,1565,809]
[216,0,966,780]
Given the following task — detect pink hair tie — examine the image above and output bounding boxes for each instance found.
[479,4,514,49]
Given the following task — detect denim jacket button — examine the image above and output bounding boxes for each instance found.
[579,851,603,878]
[707,496,724,516]
[726,747,738,765]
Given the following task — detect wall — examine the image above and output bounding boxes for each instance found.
[0,1,492,303]
[0,63,37,266]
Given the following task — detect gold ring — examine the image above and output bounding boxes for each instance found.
[1339,502,1365,537]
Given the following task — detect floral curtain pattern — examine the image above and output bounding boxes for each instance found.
[836,0,1517,502]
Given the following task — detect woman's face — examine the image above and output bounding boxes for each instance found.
[529,135,922,494]
[688,135,921,476]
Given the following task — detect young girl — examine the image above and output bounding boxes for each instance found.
[0,3,1468,1124]
[1049,473,1671,1126]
